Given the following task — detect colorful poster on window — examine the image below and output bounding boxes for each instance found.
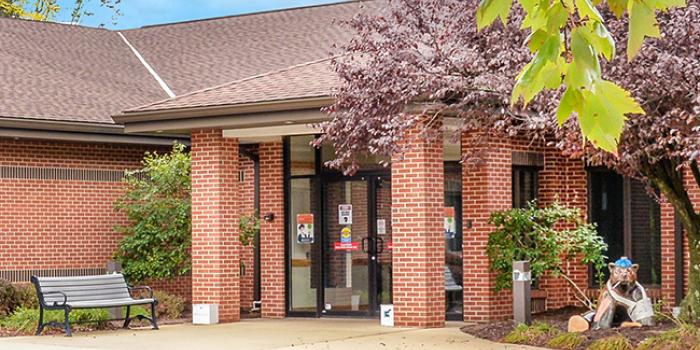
[296,214,314,244]
[338,204,353,225]
[444,207,456,239]
[334,227,358,250]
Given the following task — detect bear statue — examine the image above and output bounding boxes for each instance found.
[592,257,656,330]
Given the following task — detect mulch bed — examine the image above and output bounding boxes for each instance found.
[461,306,675,349]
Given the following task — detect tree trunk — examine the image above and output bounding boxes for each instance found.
[643,160,700,322]
[680,227,700,322]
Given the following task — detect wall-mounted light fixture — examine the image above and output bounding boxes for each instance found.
[263,213,275,222]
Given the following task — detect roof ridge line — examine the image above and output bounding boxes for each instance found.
[126,1,367,31]
[128,56,337,112]
[117,32,176,98]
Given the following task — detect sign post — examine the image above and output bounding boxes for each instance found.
[513,260,532,325]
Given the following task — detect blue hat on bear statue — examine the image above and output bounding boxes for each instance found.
[615,256,633,268]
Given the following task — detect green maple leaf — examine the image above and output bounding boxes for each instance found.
[578,80,644,151]
[607,0,628,17]
[477,0,514,30]
[627,0,661,60]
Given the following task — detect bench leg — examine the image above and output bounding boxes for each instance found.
[35,306,44,336]
[150,301,159,330]
[63,307,72,337]
[123,305,131,329]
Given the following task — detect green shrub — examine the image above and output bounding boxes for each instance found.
[637,324,700,350]
[153,291,185,319]
[502,322,561,344]
[14,283,38,309]
[0,307,110,333]
[0,279,18,317]
[114,143,191,282]
[548,332,587,349]
[586,335,633,350]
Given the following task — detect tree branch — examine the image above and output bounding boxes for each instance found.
[561,272,595,311]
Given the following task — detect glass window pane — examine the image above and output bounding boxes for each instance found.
[290,135,316,176]
[289,178,319,312]
[512,167,539,208]
[589,170,624,285]
[630,180,662,286]
[321,142,389,172]
[444,163,463,316]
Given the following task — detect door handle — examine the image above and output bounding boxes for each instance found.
[361,237,370,253]
[375,237,385,254]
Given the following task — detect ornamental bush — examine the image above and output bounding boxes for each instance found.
[0,279,18,317]
[486,202,607,308]
[114,143,191,282]
[153,290,185,319]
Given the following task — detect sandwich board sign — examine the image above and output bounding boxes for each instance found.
[338,204,353,225]
[296,214,314,244]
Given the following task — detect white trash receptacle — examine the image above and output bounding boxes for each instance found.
[380,304,394,327]
[193,304,219,325]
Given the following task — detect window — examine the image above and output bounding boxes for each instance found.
[512,166,539,208]
[588,169,662,286]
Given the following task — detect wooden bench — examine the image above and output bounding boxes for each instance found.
[31,274,158,336]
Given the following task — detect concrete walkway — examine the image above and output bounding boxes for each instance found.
[0,318,539,350]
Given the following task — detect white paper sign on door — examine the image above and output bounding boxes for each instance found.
[338,204,353,225]
[377,219,386,235]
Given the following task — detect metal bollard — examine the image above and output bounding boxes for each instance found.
[512,261,532,325]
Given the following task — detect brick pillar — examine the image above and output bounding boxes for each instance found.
[461,132,511,322]
[660,197,677,306]
[191,129,240,323]
[259,141,286,318]
[391,120,445,328]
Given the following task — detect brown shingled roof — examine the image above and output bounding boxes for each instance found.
[1,1,374,128]
[0,18,167,125]
[124,58,336,114]
[120,1,369,95]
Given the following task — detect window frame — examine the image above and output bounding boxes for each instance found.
[512,165,541,208]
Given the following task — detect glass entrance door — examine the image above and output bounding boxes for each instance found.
[321,175,391,316]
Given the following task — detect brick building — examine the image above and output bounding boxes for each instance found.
[1,1,689,327]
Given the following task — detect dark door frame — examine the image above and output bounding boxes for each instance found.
[319,173,390,317]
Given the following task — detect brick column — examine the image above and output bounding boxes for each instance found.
[259,141,286,318]
[461,132,511,322]
[391,120,445,328]
[191,129,240,323]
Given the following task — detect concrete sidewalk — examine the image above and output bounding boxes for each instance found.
[0,318,538,350]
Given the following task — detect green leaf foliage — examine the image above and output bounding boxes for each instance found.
[114,143,192,283]
[477,0,684,152]
[0,307,109,333]
[486,202,608,292]
[476,0,513,29]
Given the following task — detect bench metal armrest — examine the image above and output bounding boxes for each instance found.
[128,285,154,299]
[41,291,68,307]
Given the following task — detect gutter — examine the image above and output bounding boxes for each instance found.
[115,96,333,124]
[0,117,188,145]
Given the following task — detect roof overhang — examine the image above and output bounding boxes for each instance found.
[115,96,333,134]
[0,116,188,145]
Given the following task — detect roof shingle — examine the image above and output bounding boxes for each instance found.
[126,58,336,113]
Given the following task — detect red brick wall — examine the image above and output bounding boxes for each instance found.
[0,138,193,300]
[0,138,156,270]
[190,129,240,322]
[259,142,285,318]
[461,133,512,322]
[461,134,589,321]
[391,121,445,328]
